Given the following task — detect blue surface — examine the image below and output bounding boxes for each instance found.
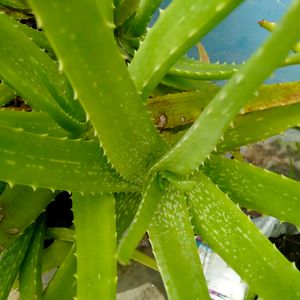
[159,0,300,83]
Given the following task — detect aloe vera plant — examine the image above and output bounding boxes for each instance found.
[1,0,300,299]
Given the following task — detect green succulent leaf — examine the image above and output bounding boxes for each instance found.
[19,214,46,300]
[43,244,76,300]
[0,12,87,134]
[0,110,69,137]
[0,224,35,300]
[114,0,140,27]
[72,193,116,300]
[115,192,142,241]
[0,185,54,252]
[203,155,300,227]
[0,83,16,106]
[29,0,168,182]
[188,172,300,300]
[148,183,210,300]
[151,1,300,176]
[0,126,136,193]
[0,0,29,10]
[117,173,164,264]
[128,0,163,37]
[129,0,243,99]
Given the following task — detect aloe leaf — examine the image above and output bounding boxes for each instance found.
[0,126,136,193]
[43,244,76,300]
[151,1,300,176]
[0,0,29,10]
[19,214,46,300]
[117,173,164,264]
[0,224,34,300]
[29,0,168,182]
[132,250,158,271]
[168,55,300,81]
[0,110,69,137]
[219,102,300,152]
[128,0,162,37]
[148,184,210,300]
[0,83,16,106]
[114,0,140,26]
[41,240,72,275]
[72,193,116,300]
[47,227,74,243]
[0,185,54,252]
[0,12,87,133]
[203,155,300,227]
[129,0,243,99]
[115,192,142,241]
[188,172,300,300]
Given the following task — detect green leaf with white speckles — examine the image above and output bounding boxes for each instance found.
[0,185,54,252]
[0,126,136,193]
[29,0,169,182]
[151,1,300,176]
[129,0,243,99]
[43,244,76,300]
[203,155,300,227]
[72,193,116,300]
[148,183,210,300]
[115,192,142,242]
[188,172,300,300]
[0,12,87,134]
[0,110,69,137]
[19,213,46,300]
[0,83,16,106]
[117,173,164,264]
[0,223,34,300]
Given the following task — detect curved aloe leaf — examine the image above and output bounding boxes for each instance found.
[148,183,209,300]
[29,0,168,182]
[0,126,137,193]
[168,55,300,81]
[72,193,116,300]
[151,1,300,176]
[129,0,243,99]
[0,12,87,133]
[19,214,46,300]
[218,102,300,152]
[0,110,69,137]
[114,0,140,26]
[43,244,76,300]
[188,172,300,300]
[128,0,162,37]
[203,155,300,227]
[0,0,29,9]
[117,173,164,264]
[0,224,34,300]
[0,185,54,252]
[0,83,16,106]
[115,192,142,241]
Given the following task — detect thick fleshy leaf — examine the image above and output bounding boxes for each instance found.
[19,214,46,300]
[203,155,300,227]
[127,0,163,37]
[0,110,69,137]
[188,172,300,300]
[0,83,16,106]
[151,1,300,176]
[0,224,34,300]
[0,126,136,193]
[117,173,164,264]
[43,244,76,300]
[0,185,54,252]
[129,0,243,99]
[0,12,87,133]
[29,0,168,182]
[72,193,116,300]
[148,183,210,300]
[115,192,142,241]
